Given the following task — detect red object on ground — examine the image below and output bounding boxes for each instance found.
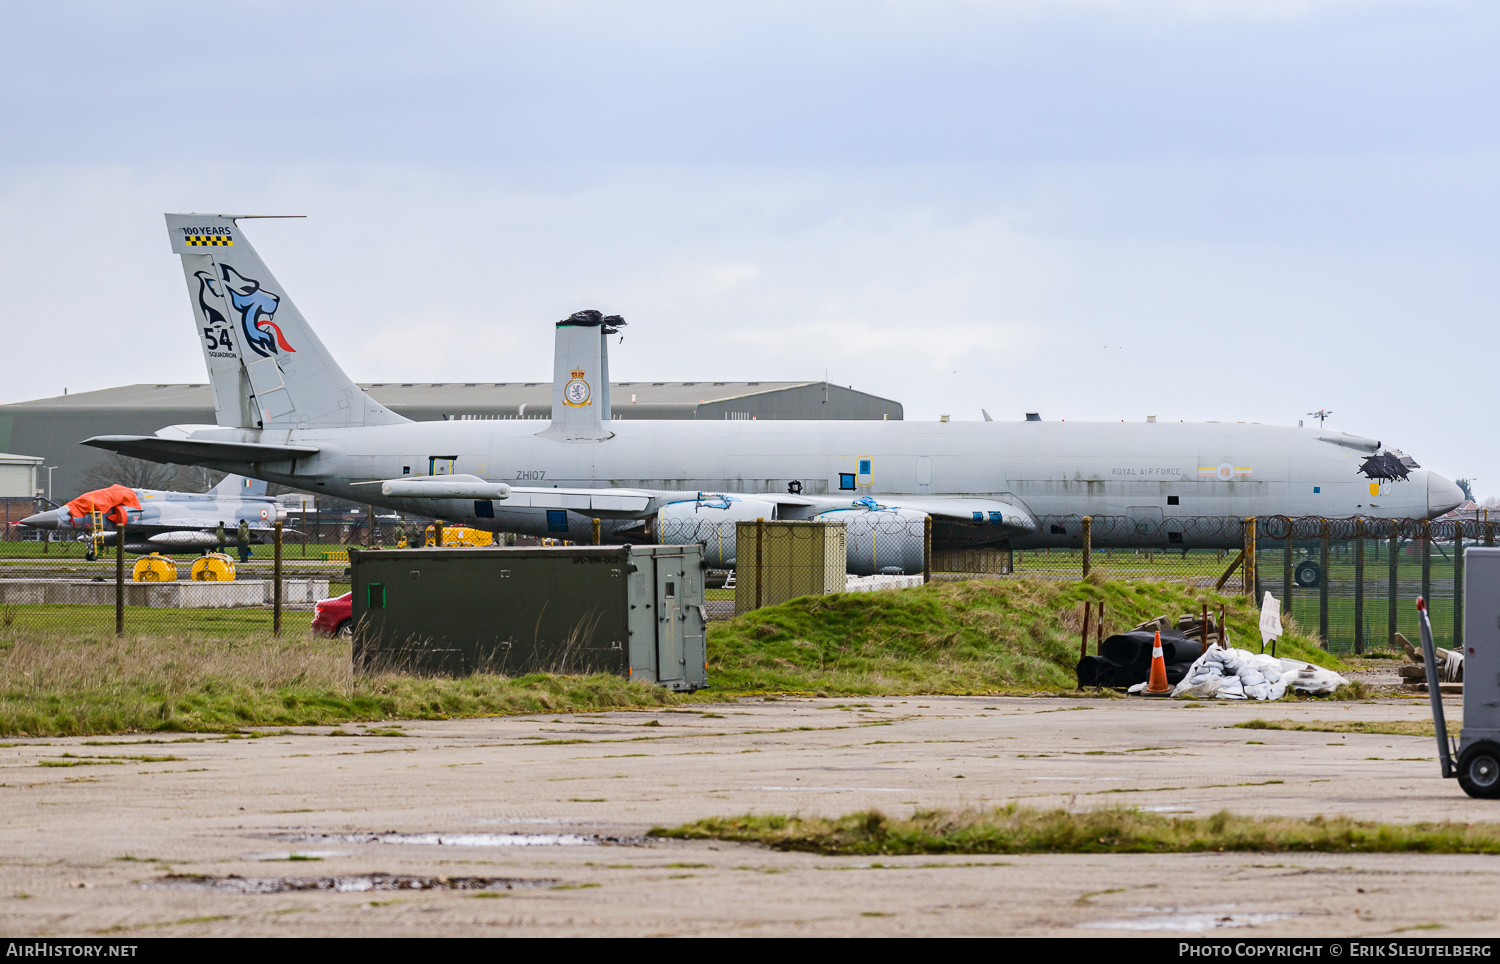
[312,592,353,637]
[64,485,142,525]
[1144,630,1172,696]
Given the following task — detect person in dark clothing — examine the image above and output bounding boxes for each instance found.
[216,521,226,554]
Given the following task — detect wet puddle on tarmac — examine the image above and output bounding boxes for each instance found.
[264,831,647,847]
[152,873,559,894]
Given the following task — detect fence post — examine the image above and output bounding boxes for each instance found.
[1486,521,1495,548]
[1454,522,1465,652]
[273,521,283,637]
[1318,519,1329,649]
[1244,517,1257,599]
[433,519,445,548]
[1420,519,1431,611]
[1079,602,1091,683]
[593,517,602,546]
[1283,530,1293,620]
[754,518,764,611]
[115,516,125,637]
[1081,517,1092,579]
[922,515,932,585]
[1388,523,1399,649]
[1353,518,1365,655]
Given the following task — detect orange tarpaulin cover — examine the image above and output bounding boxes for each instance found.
[65,485,141,525]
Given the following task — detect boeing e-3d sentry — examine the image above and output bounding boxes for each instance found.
[20,474,283,556]
[79,214,1464,574]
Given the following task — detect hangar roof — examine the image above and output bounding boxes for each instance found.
[1,381,902,420]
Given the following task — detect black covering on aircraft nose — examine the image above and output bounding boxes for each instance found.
[1359,452,1413,480]
[559,309,627,333]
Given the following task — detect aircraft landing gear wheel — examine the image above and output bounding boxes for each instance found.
[1458,741,1500,799]
[1294,561,1322,588]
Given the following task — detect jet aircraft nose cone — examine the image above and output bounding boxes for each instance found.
[19,511,57,529]
[1427,472,1465,517]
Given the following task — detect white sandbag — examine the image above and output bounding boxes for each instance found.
[1277,658,1350,696]
[1171,644,1345,700]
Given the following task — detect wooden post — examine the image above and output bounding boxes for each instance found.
[115,515,125,637]
[433,519,444,548]
[922,515,932,584]
[1319,519,1330,649]
[1080,601,1092,668]
[1080,516,1092,579]
[1201,601,1209,648]
[1353,519,1365,655]
[1097,600,1105,649]
[1244,517,1257,599]
[1388,523,1400,650]
[1454,523,1465,652]
[273,521,283,638]
[592,517,602,546]
[754,518,765,611]
[1217,604,1225,649]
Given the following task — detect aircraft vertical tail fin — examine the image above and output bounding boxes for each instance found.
[207,474,269,498]
[538,310,625,442]
[165,214,408,430]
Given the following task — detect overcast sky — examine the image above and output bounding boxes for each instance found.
[2,1,1496,493]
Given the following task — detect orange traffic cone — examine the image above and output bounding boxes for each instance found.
[1143,630,1172,697]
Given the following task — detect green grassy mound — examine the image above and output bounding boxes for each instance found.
[655,805,1500,855]
[708,577,1337,695]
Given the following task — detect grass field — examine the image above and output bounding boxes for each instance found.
[653,806,1500,855]
[0,577,1337,735]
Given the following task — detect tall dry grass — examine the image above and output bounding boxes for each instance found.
[0,627,676,736]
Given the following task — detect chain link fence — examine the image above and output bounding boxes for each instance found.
[660,511,1482,653]
[5,501,1483,655]
[0,523,338,638]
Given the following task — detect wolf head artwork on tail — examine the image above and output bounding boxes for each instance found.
[220,264,295,358]
[166,215,406,431]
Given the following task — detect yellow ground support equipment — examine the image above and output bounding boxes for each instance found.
[132,554,178,582]
[89,508,105,559]
[423,525,494,547]
[189,553,237,581]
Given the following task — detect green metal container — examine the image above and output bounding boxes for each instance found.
[349,544,706,690]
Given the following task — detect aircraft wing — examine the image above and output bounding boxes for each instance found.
[368,474,1034,528]
[83,435,320,466]
[367,475,659,518]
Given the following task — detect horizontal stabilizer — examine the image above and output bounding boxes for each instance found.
[876,498,1037,531]
[504,487,655,516]
[83,435,320,466]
